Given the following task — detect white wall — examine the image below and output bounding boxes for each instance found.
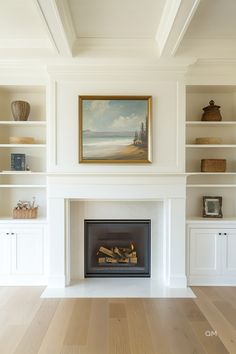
[49,69,185,173]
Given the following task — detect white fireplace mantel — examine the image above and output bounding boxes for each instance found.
[47,174,187,288]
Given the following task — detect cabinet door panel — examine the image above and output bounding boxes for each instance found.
[189,229,221,275]
[0,230,11,274]
[12,227,44,275]
[223,229,236,275]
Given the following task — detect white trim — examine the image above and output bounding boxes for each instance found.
[188,276,236,286]
[35,0,72,56]
[156,0,181,54]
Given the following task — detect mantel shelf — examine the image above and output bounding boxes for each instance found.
[0,121,46,126]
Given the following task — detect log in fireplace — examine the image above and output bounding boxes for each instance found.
[84,219,151,277]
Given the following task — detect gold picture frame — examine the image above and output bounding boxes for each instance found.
[79,96,152,163]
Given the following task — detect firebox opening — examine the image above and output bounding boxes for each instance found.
[84,219,151,278]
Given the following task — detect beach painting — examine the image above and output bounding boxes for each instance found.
[79,96,152,163]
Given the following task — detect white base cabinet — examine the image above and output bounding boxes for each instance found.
[0,223,47,285]
[187,222,236,285]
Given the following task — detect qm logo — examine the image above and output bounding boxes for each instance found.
[205,330,218,337]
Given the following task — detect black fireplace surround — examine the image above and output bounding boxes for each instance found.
[84,219,151,277]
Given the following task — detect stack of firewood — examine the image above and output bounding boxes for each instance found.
[97,243,137,264]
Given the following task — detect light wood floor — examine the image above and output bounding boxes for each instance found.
[0,287,236,354]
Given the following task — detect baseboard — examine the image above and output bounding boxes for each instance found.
[188,275,236,286]
[168,274,187,288]
[0,275,48,286]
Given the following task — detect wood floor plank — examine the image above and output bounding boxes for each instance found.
[14,299,59,354]
[175,298,229,354]
[125,299,156,354]
[153,299,206,354]
[108,300,131,354]
[213,300,236,330]
[193,287,236,354]
[144,299,173,354]
[79,299,109,354]
[0,325,28,354]
[63,299,92,347]
[38,299,77,354]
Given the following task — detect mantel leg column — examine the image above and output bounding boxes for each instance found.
[164,198,187,288]
[48,197,66,287]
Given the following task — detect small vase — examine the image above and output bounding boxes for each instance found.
[11,101,30,121]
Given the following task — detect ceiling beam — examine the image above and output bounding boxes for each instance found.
[35,0,76,56]
[156,0,200,57]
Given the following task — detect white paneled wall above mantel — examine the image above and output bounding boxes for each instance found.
[48,69,186,174]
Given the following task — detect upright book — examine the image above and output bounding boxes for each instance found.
[11,153,26,171]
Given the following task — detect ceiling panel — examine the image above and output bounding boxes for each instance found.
[68,0,166,38]
[0,0,49,39]
[177,0,236,58]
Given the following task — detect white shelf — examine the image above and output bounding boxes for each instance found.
[186,172,236,175]
[0,185,46,188]
[0,121,46,126]
[186,217,236,224]
[0,217,47,224]
[187,184,236,188]
[186,144,236,148]
[186,121,236,126]
[0,144,46,148]
[0,171,46,175]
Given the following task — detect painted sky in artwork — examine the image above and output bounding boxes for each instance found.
[82,99,148,132]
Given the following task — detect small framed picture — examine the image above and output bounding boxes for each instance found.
[203,196,223,218]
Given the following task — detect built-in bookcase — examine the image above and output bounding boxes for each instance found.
[0,86,47,220]
[186,85,236,220]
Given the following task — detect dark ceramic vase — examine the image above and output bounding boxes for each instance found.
[11,101,30,121]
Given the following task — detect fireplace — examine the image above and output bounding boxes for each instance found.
[84,219,151,277]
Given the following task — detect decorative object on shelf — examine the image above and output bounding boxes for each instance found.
[9,136,35,144]
[11,100,30,121]
[79,95,152,163]
[201,159,226,172]
[195,137,222,144]
[11,153,26,171]
[201,100,222,121]
[13,197,38,219]
[203,196,223,218]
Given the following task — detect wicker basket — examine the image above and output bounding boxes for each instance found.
[13,207,38,219]
[201,159,226,172]
[9,136,35,144]
[196,137,222,144]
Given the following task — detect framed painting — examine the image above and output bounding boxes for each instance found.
[79,96,152,163]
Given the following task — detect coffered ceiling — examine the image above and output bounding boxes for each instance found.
[0,0,235,65]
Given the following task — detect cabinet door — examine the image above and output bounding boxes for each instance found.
[0,229,12,274]
[222,229,236,276]
[12,227,44,275]
[189,229,221,275]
